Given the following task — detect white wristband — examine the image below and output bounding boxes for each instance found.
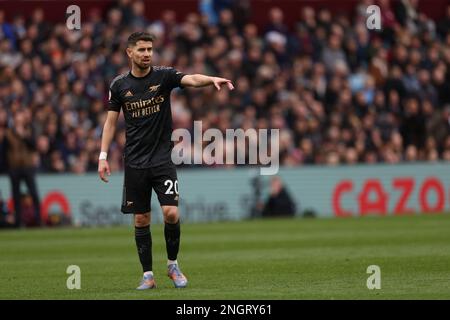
[99,151,108,160]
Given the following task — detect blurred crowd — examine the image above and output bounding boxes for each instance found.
[0,0,449,174]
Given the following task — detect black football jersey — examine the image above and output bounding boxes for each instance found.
[108,66,185,168]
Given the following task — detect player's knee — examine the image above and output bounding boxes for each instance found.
[134,213,150,227]
[163,207,179,224]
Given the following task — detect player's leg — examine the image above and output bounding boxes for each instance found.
[134,212,156,289]
[134,213,152,274]
[152,164,187,288]
[162,205,181,263]
[120,166,155,289]
[161,206,187,288]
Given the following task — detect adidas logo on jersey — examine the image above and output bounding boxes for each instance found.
[125,90,133,97]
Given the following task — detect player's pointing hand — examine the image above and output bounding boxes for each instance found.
[212,77,234,91]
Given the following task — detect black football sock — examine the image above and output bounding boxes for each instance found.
[164,220,180,261]
[135,225,152,273]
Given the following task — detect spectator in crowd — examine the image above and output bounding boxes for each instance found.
[262,176,297,217]
[3,110,41,227]
[0,0,449,174]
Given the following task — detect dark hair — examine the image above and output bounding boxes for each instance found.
[127,32,155,47]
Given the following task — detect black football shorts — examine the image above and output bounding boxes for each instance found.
[121,162,179,213]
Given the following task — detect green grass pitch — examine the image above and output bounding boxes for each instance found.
[1,214,449,299]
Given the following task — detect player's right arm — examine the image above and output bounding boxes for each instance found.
[98,110,119,183]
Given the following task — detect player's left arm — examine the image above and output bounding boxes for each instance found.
[181,74,234,91]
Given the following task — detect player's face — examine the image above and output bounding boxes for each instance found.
[128,40,153,69]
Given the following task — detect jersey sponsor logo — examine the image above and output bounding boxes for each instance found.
[148,84,161,92]
[125,90,134,97]
[124,95,165,119]
[134,104,160,118]
[126,201,133,206]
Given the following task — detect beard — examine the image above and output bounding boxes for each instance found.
[134,60,151,70]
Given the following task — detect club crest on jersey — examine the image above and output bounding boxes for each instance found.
[149,84,160,92]
[125,90,133,97]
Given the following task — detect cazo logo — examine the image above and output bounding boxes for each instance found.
[366,5,381,30]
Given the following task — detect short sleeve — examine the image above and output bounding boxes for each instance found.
[108,81,122,112]
[166,67,186,90]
